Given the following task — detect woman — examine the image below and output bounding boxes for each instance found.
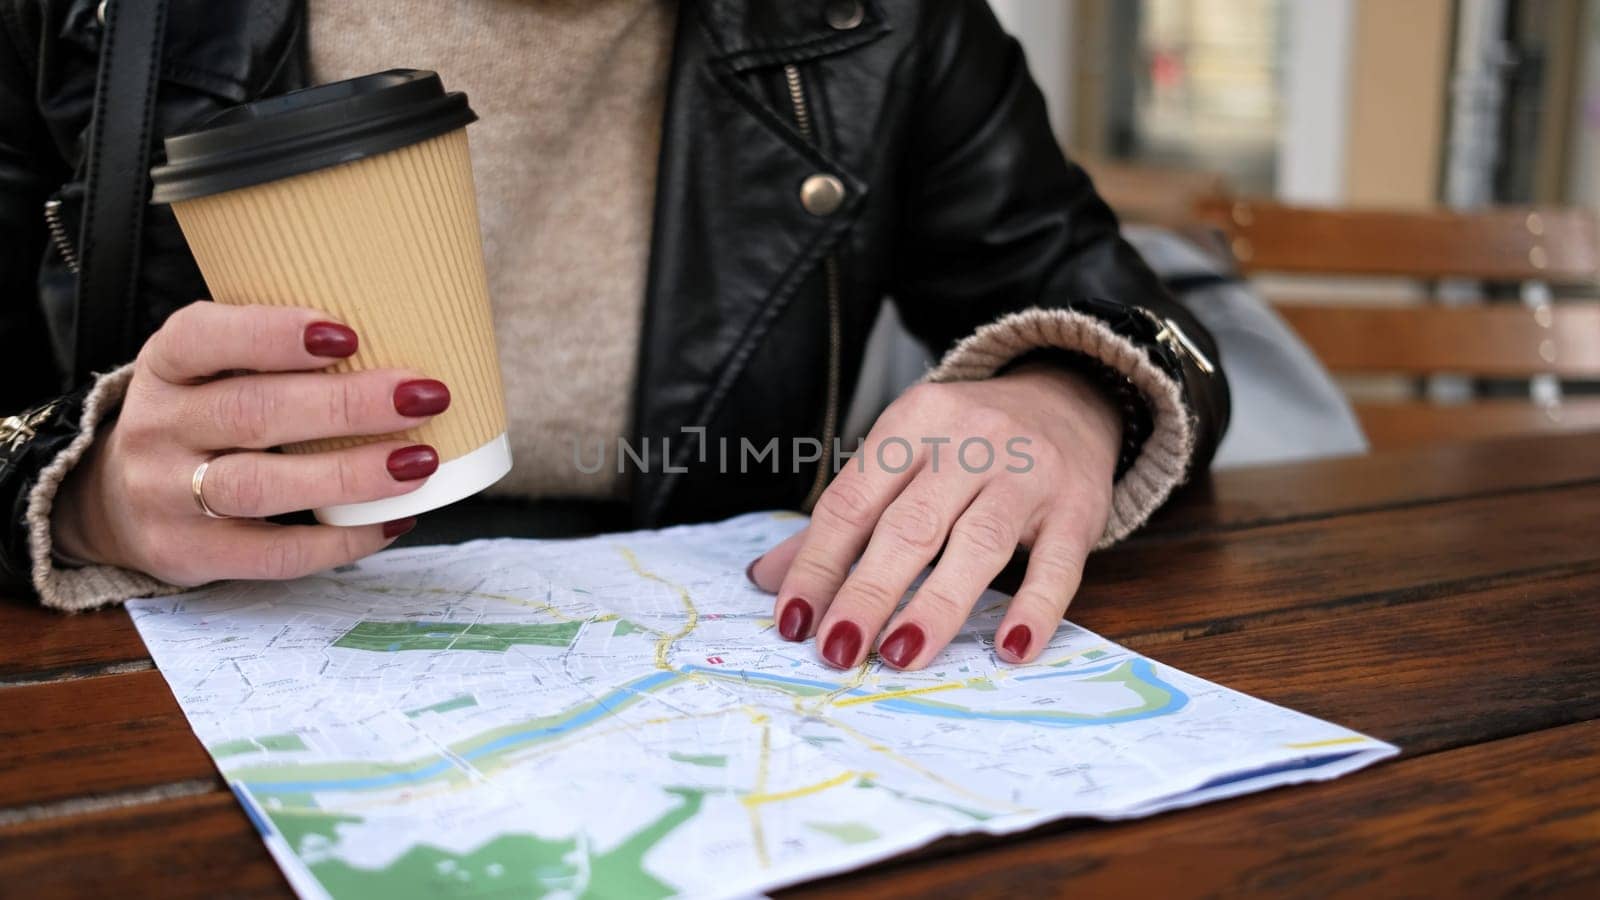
[0,0,1228,671]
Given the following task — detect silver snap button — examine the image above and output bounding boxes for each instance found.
[825,0,865,31]
[801,174,847,216]
[97,0,108,26]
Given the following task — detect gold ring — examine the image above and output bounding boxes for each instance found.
[191,459,231,519]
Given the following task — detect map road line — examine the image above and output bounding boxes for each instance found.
[615,545,700,670]
[831,681,966,707]
[1285,736,1373,749]
[742,770,862,807]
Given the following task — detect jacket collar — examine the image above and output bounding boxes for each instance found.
[694,0,891,71]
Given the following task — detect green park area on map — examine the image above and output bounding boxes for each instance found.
[265,788,707,900]
[405,695,479,718]
[333,621,582,653]
[210,733,308,758]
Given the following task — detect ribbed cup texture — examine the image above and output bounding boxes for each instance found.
[171,129,506,462]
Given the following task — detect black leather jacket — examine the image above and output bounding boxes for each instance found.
[0,0,1229,596]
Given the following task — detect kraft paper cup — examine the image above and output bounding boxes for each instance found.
[151,70,510,526]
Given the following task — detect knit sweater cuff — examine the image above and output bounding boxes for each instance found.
[925,308,1196,548]
[26,365,180,611]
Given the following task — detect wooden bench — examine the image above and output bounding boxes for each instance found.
[1195,198,1600,450]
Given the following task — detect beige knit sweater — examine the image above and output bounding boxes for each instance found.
[25,0,1191,609]
[311,0,675,499]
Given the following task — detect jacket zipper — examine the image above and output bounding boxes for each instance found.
[43,199,81,274]
[1134,307,1217,375]
[785,63,844,510]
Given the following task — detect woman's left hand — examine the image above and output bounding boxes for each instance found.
[748,363,1121,670]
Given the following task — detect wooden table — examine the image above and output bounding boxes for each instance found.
[3,433,1599,898]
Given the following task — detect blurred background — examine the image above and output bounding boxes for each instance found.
[905,0,1600,466]
[992,0,1600,210]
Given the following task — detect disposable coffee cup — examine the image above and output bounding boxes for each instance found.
[150,69,511,526]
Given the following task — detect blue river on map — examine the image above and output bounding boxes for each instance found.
[243,658,1186,795]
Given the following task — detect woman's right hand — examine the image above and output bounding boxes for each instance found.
[50,301,452,586]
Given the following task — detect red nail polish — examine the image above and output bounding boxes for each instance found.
[778,599,812,641]
[382,517,418,539]
[745,555,764,588]
[879,623,926,669]
[394,379,450,417]
[386,445,439,481]
[1001,625,1032,661]
[821,621,863,668]
[304,321,358,358]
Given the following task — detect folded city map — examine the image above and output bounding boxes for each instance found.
[127,511,1397,900]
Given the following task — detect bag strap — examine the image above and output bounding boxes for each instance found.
[72,0,170,383]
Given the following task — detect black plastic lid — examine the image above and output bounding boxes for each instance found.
[150,69,476,204]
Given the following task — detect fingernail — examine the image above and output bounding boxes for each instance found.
[821,621,863,668]
[382,517,418,539]
[745,555,764,587]
[304,321,358,358]
[394,379,450,417]
[386,445,439,481]
[879,623,926,670]
[778,599,813,641]
[1001,625,1032,661]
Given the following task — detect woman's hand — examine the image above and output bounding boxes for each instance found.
[749,363,1120,670]
[51,301,451,586]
